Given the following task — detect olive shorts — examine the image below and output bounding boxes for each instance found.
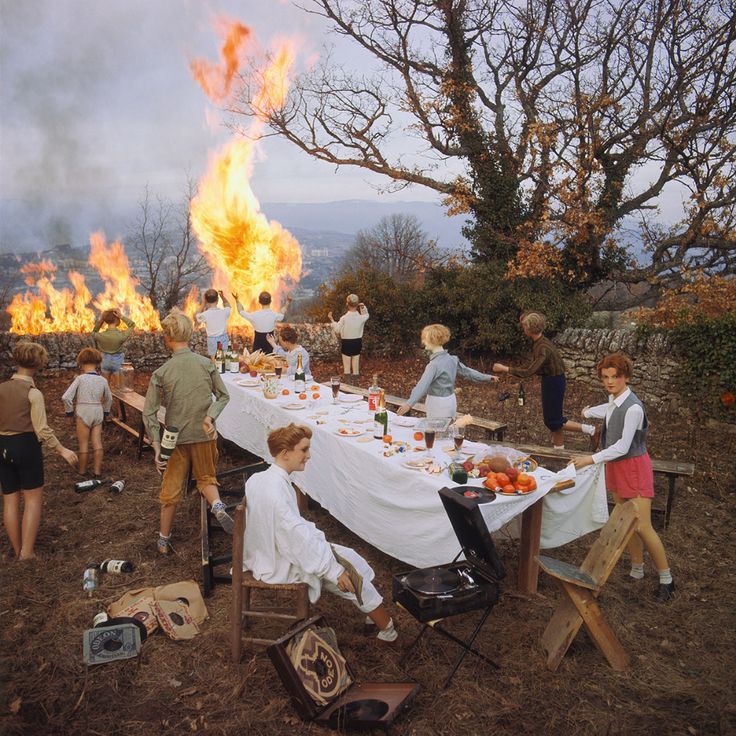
[160,440,218,506]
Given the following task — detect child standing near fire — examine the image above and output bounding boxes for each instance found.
[196,289,234,358]
[570,352,675,602]
[235,291,292,354]
[329,294,369,379]
[92,309,135,388]
[142,309,233,555]
[0,341,78,560]
[62,348,112,478]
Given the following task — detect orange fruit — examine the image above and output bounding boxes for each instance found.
[516,473,532,486]
[502,484,515,494]
[495,472,510,486]
[721,391,735,407]
[310,384,320,391]
[298,393,307,400]
[383,434,393,443]
[281,389,289,395]
[312,392,320,399]
[413,431,424,441]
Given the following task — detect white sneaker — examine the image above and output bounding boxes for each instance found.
[377,619,398,642]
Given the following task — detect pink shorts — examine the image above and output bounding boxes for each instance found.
[605,453,654,499]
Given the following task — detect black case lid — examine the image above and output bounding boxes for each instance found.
[438,486,506,580]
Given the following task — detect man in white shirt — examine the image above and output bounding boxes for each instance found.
[243,423,398,641]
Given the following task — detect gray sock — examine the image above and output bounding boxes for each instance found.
[629,563,644,579]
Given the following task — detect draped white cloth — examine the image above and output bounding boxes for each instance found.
[218,374,608,568]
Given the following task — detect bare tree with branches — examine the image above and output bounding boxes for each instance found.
[343,213,445,283]
[231,0,736,289]
[128,178,209,311]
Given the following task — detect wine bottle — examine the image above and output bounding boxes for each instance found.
[74,478,110,493]
[229,338,239,373]
[215,341,224,373]
[160,426,179,463]
[100,559,135,574]
[368,374,381,412]
[518,383,526,407]
[373,389,388,439]
[294,352,306,393]
[224,345,232,373]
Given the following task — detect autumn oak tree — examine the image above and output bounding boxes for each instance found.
[232,0,736,291]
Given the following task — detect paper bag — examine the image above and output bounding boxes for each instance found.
[153,600,200,641]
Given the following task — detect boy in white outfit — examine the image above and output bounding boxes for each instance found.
[243,423,398,642]
[196,289,233,357]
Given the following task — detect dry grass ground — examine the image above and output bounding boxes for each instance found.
[1,356,734,735]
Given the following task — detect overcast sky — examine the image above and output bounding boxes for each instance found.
[0,0,447,250]
[0,0,687,253]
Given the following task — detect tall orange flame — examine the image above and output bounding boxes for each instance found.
[189,22,302,318]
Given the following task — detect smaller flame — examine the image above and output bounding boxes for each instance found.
[189,19,250,103]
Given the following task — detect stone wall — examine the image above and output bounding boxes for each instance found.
[0,323,340,375]
[554,328,682,411]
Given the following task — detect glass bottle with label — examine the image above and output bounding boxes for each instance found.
[368,374,381,412]
[224,345,232,373]
[517,383,526,407]
[215,342,224,373]
[294,352,306,393]
[229,338,240,373]
[373,389,388,439]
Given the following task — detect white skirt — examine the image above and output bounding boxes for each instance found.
[424,393,457,419]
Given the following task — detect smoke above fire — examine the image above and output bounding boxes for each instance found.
[8,15,302,335]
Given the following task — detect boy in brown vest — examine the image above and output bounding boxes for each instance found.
[0,341,77,559]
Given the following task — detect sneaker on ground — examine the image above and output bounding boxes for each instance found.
[157,536,171,555]
[655,580,675,603]
[214,507,234,534]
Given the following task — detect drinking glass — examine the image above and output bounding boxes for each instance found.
[452,425,465,459]
[424,429,436,451]
[275,365,283,379]
[330,376,341,404]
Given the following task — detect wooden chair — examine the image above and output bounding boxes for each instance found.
[536,500,639,671]
[230,503,310,662]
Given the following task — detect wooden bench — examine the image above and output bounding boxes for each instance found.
[497,441,694,528]
[110,388,166,458]
[339,382,508,441]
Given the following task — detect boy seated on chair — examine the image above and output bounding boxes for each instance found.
[243,423,398,642]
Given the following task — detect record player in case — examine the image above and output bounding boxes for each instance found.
[268,615,419,731]
[392,486,506,687]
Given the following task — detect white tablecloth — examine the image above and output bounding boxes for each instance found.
[217,375,608,567]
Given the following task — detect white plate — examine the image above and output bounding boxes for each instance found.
[403,457,433,469]
[339,393,363,403]
[393,416,417,427]
[334,428,363,437]
[282,403,306,410]
[236,379,261,387]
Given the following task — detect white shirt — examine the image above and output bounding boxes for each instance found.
[332,308,369,339]
[584,388,645,464]
[243,464,344,603]
[238,307,285,333]
[195,307,231,337]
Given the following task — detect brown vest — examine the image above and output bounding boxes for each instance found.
[0,378,34,433]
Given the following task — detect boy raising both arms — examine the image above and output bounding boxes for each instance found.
[196,289,233,358]
[143,310,233,555]
[92,309,135,388]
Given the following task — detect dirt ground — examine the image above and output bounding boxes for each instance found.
[1,355,734,736]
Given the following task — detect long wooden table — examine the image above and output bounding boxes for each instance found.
[217,376,602,594]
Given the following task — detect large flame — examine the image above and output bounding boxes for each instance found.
[8,232,161,335]
[189,21,302,316]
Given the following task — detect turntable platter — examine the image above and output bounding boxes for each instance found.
[405,567,461,595]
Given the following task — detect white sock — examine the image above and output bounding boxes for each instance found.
[553,445,565,449]
[377,618,398,642]
[365,615,375,626]
[581,423,595,436]
[658,568,673,585]
[629,564,644,579]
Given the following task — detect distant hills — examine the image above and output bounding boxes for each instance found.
[0,198,470,255]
